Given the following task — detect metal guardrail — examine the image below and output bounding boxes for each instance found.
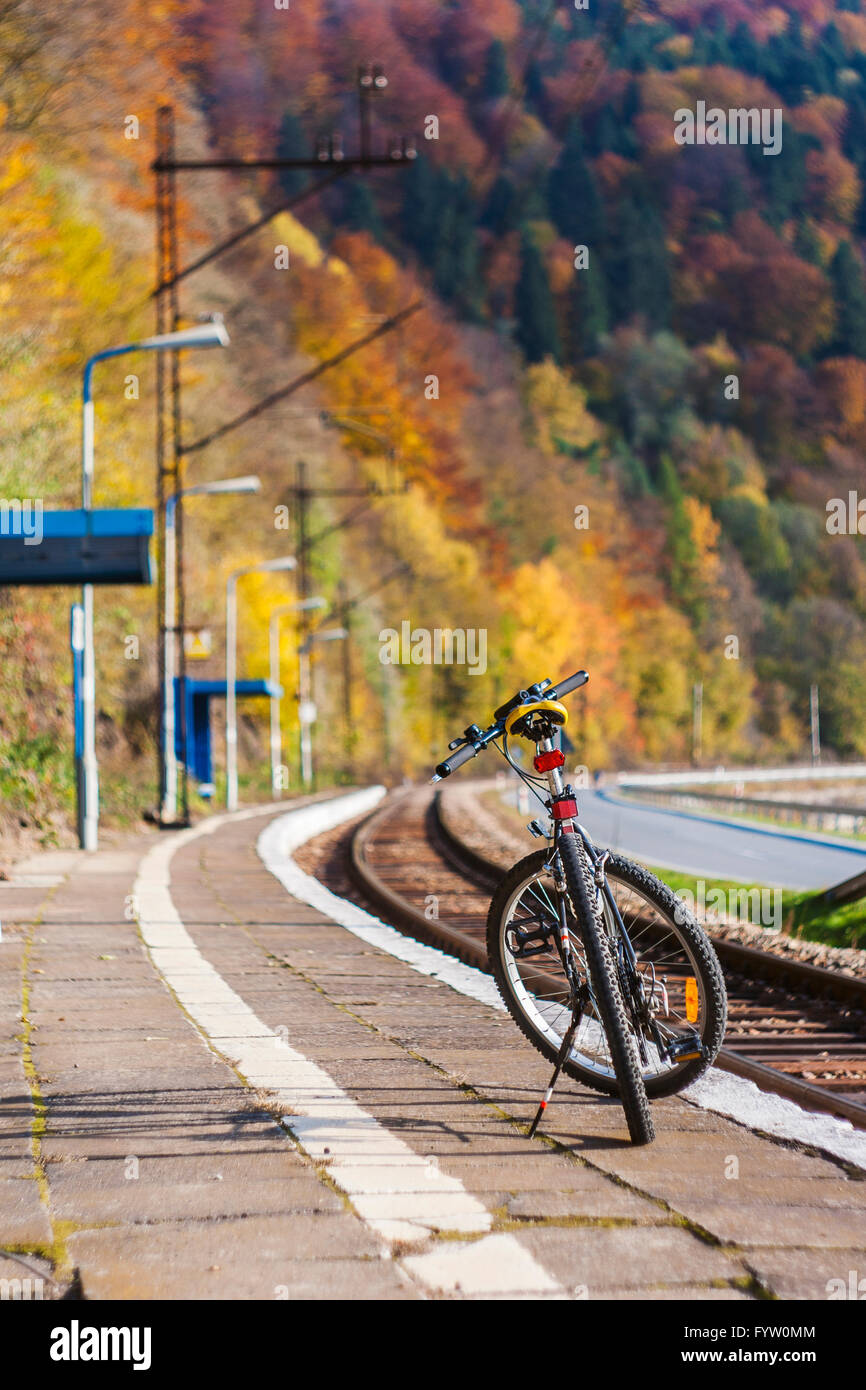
[617,763,866,789]
[619,784,866,837]
[823,869,866,907]
[616,785,866,909]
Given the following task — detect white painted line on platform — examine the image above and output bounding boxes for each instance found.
[402,1233,562,1297]
[682,1068,866,1168]
[0,873,66,888]
[259,792,866,1172]
[133,790,564,1298]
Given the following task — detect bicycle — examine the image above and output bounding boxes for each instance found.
[432,669,727,1147]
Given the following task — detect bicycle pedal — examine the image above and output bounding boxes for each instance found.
[666,1032,706,1064]
[507,922,555,959]
[527,818,550,840]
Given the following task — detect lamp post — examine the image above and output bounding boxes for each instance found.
[269,597,327,798]
[162,474,261,824]
[225,556,296,811]
[79,319,229,851]
[298,627,348,789]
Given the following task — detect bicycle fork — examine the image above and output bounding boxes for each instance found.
[527,738,589,1139]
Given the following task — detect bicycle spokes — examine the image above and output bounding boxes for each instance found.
[499,860,719,1087]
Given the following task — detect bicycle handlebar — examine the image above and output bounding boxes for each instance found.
[548,669,589,699]
[433,739,483,780]
[432,669,589,781]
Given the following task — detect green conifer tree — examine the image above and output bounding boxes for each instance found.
[481,174,517,234]
[567,262,609,361]
[547,118,605,245]
[276,110,309,200]
[830,241,866,358]
[482,40,510,99]
[432,175,484,320]
[401,155,440,257]
[341,180,386,242]
[606,193,670,329]
[514,232,561,363]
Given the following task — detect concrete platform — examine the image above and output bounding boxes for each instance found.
[1,793,864,1300]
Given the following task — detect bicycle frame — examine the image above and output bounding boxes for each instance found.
[530,734,655,1054]
[530,733,638,968]
[545,827,665,1061]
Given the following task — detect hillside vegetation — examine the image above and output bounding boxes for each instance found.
[3,0,866,843]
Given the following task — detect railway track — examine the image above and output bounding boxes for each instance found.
[342,785,866,1131]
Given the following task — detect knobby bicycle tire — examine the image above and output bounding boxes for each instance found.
[487,831,654,1146]
[557,833,654,1144]
[487,849,726,1101]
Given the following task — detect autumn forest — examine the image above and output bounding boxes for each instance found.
[3,0,866,840]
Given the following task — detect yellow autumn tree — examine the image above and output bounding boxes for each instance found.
[505,558,638,767]
[523,359,602,458]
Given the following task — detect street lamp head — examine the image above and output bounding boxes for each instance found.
[230,555,296,583]
[189,475,261,498]
[300,625,348,654]
[258,555,297,574]
[270,596,327,630]
[138,321,230,352]
[167,475,262,521]
[224,474,261,494]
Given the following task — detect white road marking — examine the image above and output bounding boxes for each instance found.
[403,1233,562,1297]
[133,790,564,1297]
[259,791,866,1173]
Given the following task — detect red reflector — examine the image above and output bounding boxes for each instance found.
[533,749,565,772]
[551,798,577,819]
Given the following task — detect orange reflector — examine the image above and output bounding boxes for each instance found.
[685,976,699,1023]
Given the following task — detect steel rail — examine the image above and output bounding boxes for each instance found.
[346,788,866,1132]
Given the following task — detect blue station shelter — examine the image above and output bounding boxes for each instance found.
[175,677,282,789]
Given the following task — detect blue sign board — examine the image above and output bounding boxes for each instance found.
[0,508,153,585]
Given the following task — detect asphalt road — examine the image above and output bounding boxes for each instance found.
[574,789,866,891]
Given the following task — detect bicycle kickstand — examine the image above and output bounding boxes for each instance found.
[528,1006,581,1140]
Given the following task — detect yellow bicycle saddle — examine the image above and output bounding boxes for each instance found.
[504,699,569,737]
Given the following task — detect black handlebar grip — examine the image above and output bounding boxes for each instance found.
[434,740,481,779]
[551,669,589,698]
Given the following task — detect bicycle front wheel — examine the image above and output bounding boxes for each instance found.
[487,848,726,1101]
[489,834,654,1145]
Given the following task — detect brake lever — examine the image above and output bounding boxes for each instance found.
[448,723,484,752]
[431,720,502,784]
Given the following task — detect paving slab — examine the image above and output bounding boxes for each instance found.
[68,1218,394,1300]
[669,1200,866,1249]
[0,1178,52,1245]
[0,1253,59,1301]
[505,1187,663,1221]
[515,1224,741,1293]
[47,1173,344,1225]
[2,797,864,1302]
[742,1246,866,1300]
